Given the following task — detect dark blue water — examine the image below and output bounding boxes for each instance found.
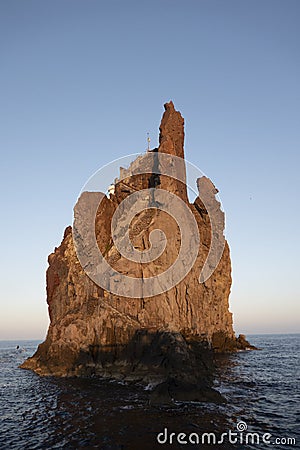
[0,335,299,449]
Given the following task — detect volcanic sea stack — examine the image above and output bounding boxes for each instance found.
[22,102,251,401]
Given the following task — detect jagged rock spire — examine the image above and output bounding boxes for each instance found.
[158,101,185,159]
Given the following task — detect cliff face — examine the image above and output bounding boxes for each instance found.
[22,102,247,386]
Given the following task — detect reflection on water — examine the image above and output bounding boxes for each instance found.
[0,335,299,449]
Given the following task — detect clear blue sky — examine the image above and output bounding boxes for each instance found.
[1,0,299,339]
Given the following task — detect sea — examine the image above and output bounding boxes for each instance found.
[0,334,299,450]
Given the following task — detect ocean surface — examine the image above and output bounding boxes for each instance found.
[0,334,299,449]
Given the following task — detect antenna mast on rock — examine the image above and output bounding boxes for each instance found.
[147,132,151,151]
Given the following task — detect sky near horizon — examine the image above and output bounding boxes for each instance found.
[0,0,299,339]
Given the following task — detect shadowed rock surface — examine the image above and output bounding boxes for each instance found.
[22,102,253,403]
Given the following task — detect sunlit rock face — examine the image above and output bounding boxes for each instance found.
[22,102,249,382]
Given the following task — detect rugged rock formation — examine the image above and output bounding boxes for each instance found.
[22,102,252,402]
